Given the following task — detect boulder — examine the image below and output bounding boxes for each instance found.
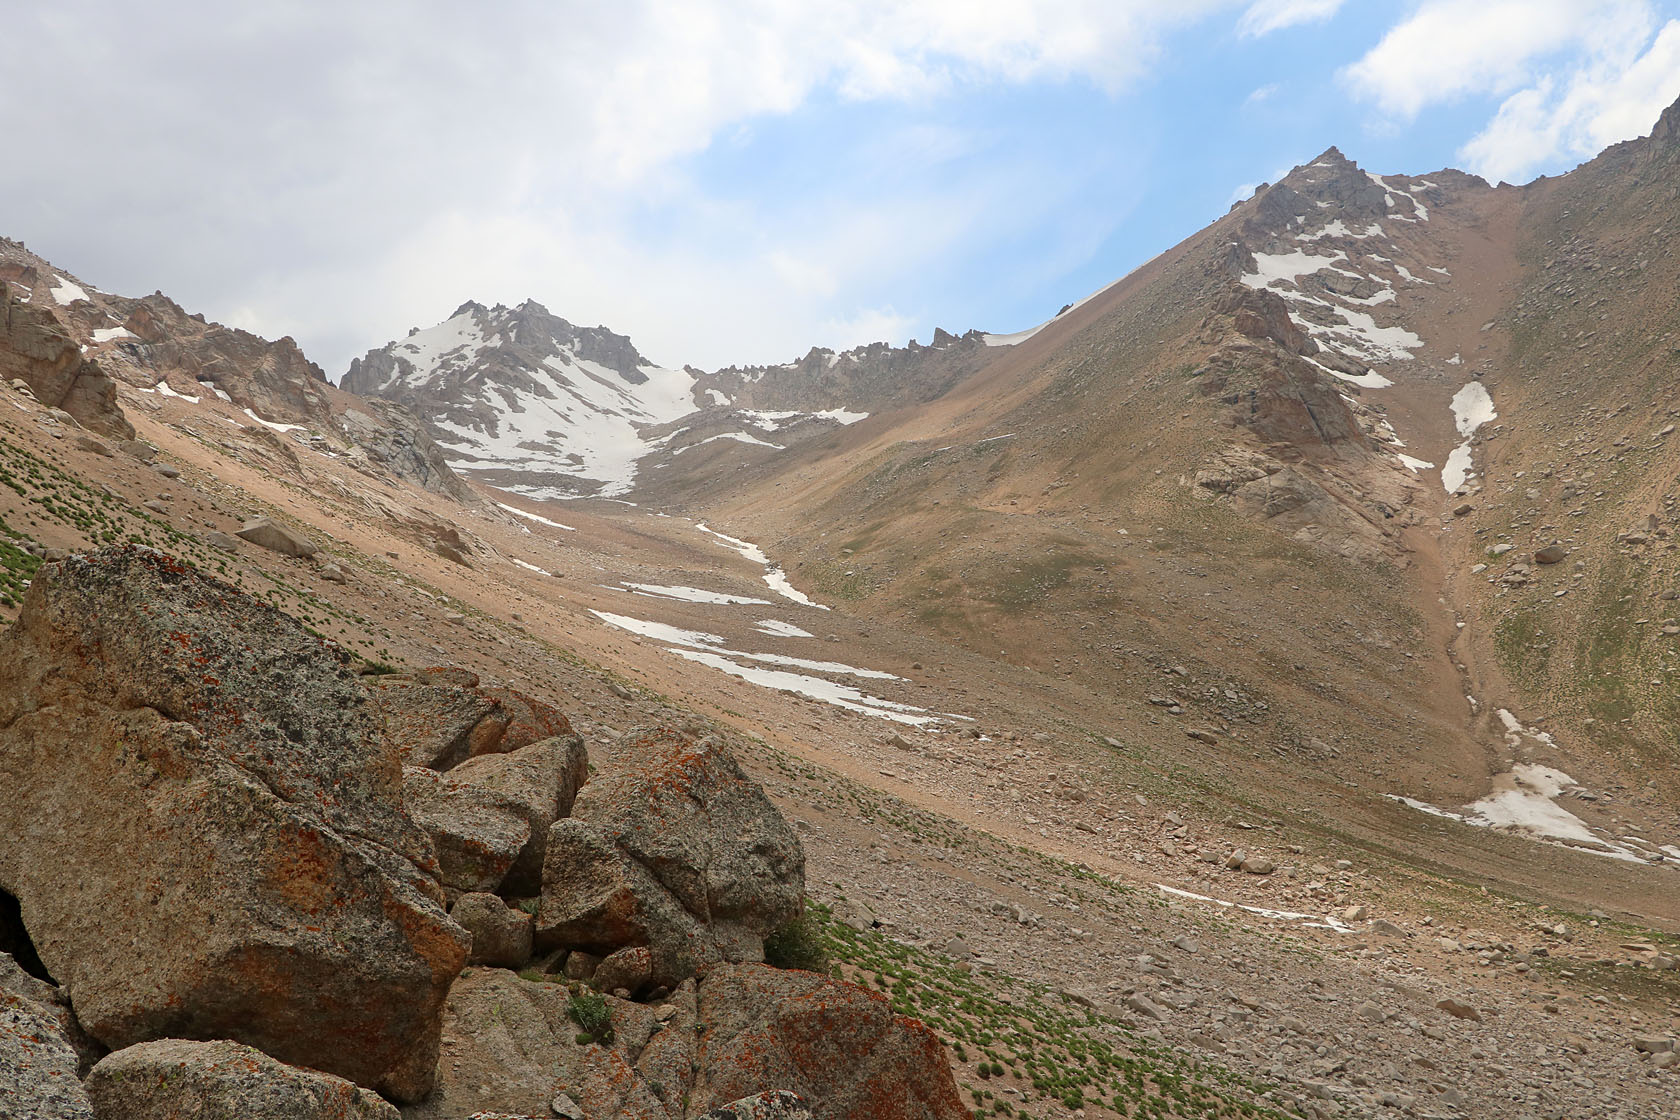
[403,766,533,895]
[0,548,469,1102]
[0,950,101,1074]
[398,968,678,1120]
[235,516,317,557]
[536,729,804,985]
[85,1039,399,1120]
[1,952,94,1120]
[365,673,573,771]
[451,893,534,969]
[450,735,589,895]
[700,1091,814,1120]
[690,963,967,1120]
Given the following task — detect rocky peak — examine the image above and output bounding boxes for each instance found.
[1652,90,1680,144]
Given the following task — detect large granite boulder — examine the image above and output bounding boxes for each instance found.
[450,735,589,896]
[403,766,534,895]
[690,964,967,1120]
[537,729,803,987]
[234,516,317,557]
[366,670,574,771]
[408,964,961,1120]
[85,1039,399,1119]
[1,952,93,1120]
[399,968,692,1120]
[0,548,469,1102]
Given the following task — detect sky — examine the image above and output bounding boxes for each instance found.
[7,1,1680,377]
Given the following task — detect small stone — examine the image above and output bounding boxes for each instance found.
[1436,998,1481,1022]
[1452,502,1474,516]
[1225,849,1247,870]
[154,463,181,479]
[1125,994,1168,1021]
[1534,544,1567,564]
[551,1092,586,1119]
[1342,904,1369,922]
[1240,856,1275,875]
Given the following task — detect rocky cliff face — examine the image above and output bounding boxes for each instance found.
[112,291,333,423]
[0,293,132,439]
[0,240,331,427]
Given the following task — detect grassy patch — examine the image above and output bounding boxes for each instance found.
[814,903,1301,1119]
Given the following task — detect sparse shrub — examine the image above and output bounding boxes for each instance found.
[763,907,830,973]
[567,986,613,1044]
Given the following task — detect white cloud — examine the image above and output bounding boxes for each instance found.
[1342,0,1680,183]
[1459,20,1680,182]
[2,0,1237,375]
[1342,0,1656,119]
[1244,82,1281,107]
[1237,0,1344,38]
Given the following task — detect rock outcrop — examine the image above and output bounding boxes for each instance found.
[0,548,469,1102]
[537,729,804,988]
[338,401,481,504]
[114,292,334,425]
[85,1039,399,1120]
[0,293,132,439]
[234,515,318,557]
[691,964,967,1120]
[1,952,94,1120]
[448,735,589,896]
[411,963,962,1120]
[365,669,574,771]
[403,766,535,896]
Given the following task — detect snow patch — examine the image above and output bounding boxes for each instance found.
[50,276,89,305]
[1155,885,1355,933]
[154,380,200,405]
[696,523,829,609]
[1389,765,1660,865]
[497,502,576,531]
[1396,454,1435,473]
[590,608,940,724]
[242,408,304,433]
[510,557,552,576]
[673,432,785,454]
[620,583,771,606]
[90,326,134,342]
[1442,382,1496,492]
[754,619,813,638]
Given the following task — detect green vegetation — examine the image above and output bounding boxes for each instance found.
[1491,607,1552,687]
[567,985,614,1045]
[812,903,1301,1120]
[763,906,832,973]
